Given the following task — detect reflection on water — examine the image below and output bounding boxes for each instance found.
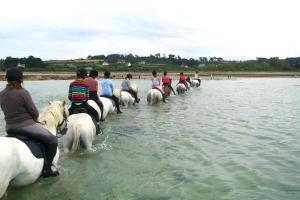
[1,78,300,200]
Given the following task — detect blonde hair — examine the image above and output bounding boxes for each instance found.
[6,81,23,89]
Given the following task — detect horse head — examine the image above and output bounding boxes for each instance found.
[39,100,69,135]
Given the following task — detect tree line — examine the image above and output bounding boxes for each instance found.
[0,54,300,71]
[0,56,45,69]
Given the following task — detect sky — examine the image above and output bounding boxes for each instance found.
[0,0,300,61]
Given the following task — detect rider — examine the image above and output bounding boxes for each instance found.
[0,67,59,177]
[121,73,140,103]
[68,68,101,134]
[178,72,189,88]
[100,70,123,114]
[194,71,201,84]
[151,70,166,102]
[162,71,176,95]
[84,69,105,121]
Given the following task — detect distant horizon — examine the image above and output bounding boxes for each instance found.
[0,53,298,62]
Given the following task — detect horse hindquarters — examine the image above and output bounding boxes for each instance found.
[0,138,43,198]
[121,91,134,108]
[64,114,95,153]
[147,89,162,105]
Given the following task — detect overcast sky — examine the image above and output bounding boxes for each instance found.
[1,0,299,60]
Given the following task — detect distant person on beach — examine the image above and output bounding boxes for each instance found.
[121,73,140,103]
[151,70,166,102]
[68,68,101,133]
[84,69,105,121]
[100,70,122,114]
[162,71,176,95]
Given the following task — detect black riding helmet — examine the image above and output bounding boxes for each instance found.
[6,67,23,82]
[89,69,98,77]
[126,73,132,79]
[152,70,157,76]
[77,68,87,78]
[104,70,110,78]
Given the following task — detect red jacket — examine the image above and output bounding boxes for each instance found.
[179,74,186,81]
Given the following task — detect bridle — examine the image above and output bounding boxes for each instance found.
[57,108,68,136]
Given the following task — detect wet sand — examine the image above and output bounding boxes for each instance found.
[0,71,299,80]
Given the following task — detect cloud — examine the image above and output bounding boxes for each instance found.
[1,0,300,60]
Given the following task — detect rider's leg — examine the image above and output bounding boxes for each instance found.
[95,99,105,121]
[169,84,176,95]
[111,95,122,113]
[154,87,166,102]
[130,90,140,103]
[83,102,101,134]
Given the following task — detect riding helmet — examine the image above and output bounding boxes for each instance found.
[89,69,98,77]
[126,73,132,79]
[6,67,23,82]
[104,70,110,78]
[77,68,87,78]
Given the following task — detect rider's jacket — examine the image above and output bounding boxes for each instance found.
[179,74,186,81]
[0,86,39,129]
[162,75,171,84]
[68,79,89,103]
[84,77,98,92]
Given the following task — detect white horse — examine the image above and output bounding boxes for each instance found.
[176,83,187,94]
[0,100,68,198]
[63,100,104,153]
[113,84,138,108]
[99,97,116,115]
[147,88,163,105]
[191,79,201,87]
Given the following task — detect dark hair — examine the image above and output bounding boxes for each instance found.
[126,73,132,79]
[89,69,98,77]
[6,67,23,83]
[180,72,183,75]
[77,68,87,78]
[104,70,110,78]
[152,70,157,77]
[163,71,167,75]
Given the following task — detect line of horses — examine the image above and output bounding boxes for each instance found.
[147,78,201,104]
[0,78,201,199]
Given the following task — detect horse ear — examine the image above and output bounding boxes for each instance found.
[62,100,66,106]
[48,101,52,105]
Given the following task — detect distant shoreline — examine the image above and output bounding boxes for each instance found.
[0,71,299,80]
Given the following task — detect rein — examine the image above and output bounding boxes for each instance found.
[56,109,68,136]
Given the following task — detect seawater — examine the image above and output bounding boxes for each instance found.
[0,78,300,200]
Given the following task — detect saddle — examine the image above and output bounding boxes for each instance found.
[6,132,45,159]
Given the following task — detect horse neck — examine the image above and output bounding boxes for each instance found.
[39,105,63,136]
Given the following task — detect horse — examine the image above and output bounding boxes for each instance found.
[191,79,201,87]
[113,84,139,108]
[176,83,187,94]
[62,100,108,153]
[147,88,163,105]
[0,100,68,198]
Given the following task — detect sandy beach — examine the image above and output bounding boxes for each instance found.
[0,71,299,80]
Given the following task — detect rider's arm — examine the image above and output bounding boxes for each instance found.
[110,80,114,93]
[22,89,39,121]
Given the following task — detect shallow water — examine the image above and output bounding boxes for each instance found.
[1,78,300,200]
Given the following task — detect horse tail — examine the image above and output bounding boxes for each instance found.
[147,92,152,104]
[71,124,80,153]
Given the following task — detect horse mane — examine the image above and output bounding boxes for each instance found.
[38,101,65,133]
